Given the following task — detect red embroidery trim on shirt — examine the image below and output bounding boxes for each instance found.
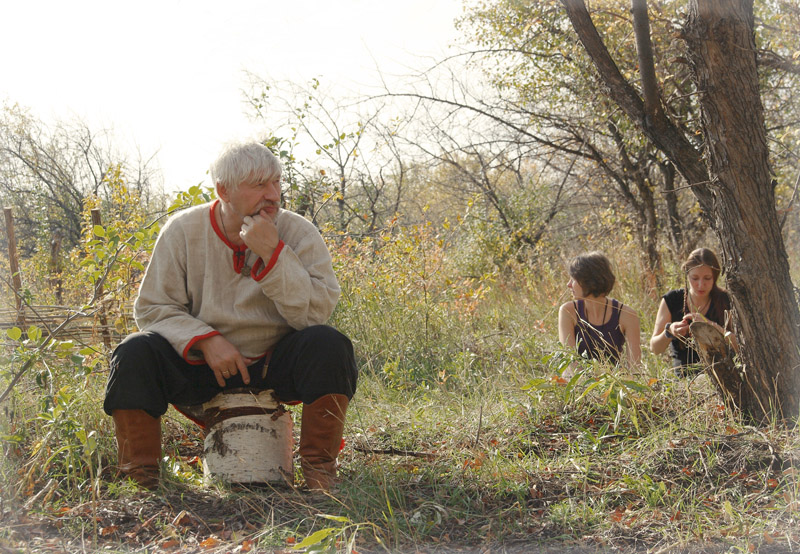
[251,241,285,280]
[210,200,248,274]
[183,330,221,363]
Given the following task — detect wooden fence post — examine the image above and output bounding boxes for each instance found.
[90,209,112,349]
[4,207,26,329]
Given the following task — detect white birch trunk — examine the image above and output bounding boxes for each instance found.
[202,389,294,485]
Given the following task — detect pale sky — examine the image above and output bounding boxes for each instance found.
[1,0,464,194]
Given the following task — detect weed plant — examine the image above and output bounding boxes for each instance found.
[1,214,798,553]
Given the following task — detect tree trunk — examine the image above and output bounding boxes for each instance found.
[660,160,685,256]
[638,169,661,294]
[684,0,800,422]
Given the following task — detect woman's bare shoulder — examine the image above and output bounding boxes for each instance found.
[610,298,640,319]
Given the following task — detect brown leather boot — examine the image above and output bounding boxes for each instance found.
[299,394,349,491]
[112,409,162,489]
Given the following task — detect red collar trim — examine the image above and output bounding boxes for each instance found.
[210,200,248,273]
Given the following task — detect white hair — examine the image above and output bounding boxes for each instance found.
[209,141,281,192]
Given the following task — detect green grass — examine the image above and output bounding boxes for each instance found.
[6,349,796,553]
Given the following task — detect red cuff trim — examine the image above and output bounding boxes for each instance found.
[252,241,285,280]
[183,330,221,363]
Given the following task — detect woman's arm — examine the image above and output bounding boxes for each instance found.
[649,299,674,355]
[558,302,580,378]
[620,306,641,366]
[558,302,577,348]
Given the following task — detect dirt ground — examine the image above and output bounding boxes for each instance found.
[2,485,793,554]
[3,418,797,554]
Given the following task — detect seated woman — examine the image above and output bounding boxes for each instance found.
[650,247,736,376]
[558,251,641,367]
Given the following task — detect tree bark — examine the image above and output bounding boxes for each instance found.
[660,160,684,255]
[631,0,662,121]
[683,0,800,422]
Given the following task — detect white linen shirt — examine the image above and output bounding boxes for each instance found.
[133,200,340,363]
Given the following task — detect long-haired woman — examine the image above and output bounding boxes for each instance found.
[650,247,737,375]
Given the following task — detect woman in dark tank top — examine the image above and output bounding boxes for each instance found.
[572,297,627,364]
[558,252,642,368]
[650,247,737,376]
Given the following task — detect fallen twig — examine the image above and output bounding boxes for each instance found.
[353,446,439,459]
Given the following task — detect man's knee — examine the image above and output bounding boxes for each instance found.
[303,325,354,357]
[280,325,358,399]
[105,332,175,417]
[112,332,175,373]
[114,331,164,358]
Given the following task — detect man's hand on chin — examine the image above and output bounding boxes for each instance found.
[240,210,279,260]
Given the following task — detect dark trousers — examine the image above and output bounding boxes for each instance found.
[104,325,358,420]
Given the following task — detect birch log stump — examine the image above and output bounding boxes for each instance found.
[202,388,294,486]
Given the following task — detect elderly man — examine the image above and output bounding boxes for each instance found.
[104,141,357,490]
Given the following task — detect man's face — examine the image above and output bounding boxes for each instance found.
[221,174,281,224]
